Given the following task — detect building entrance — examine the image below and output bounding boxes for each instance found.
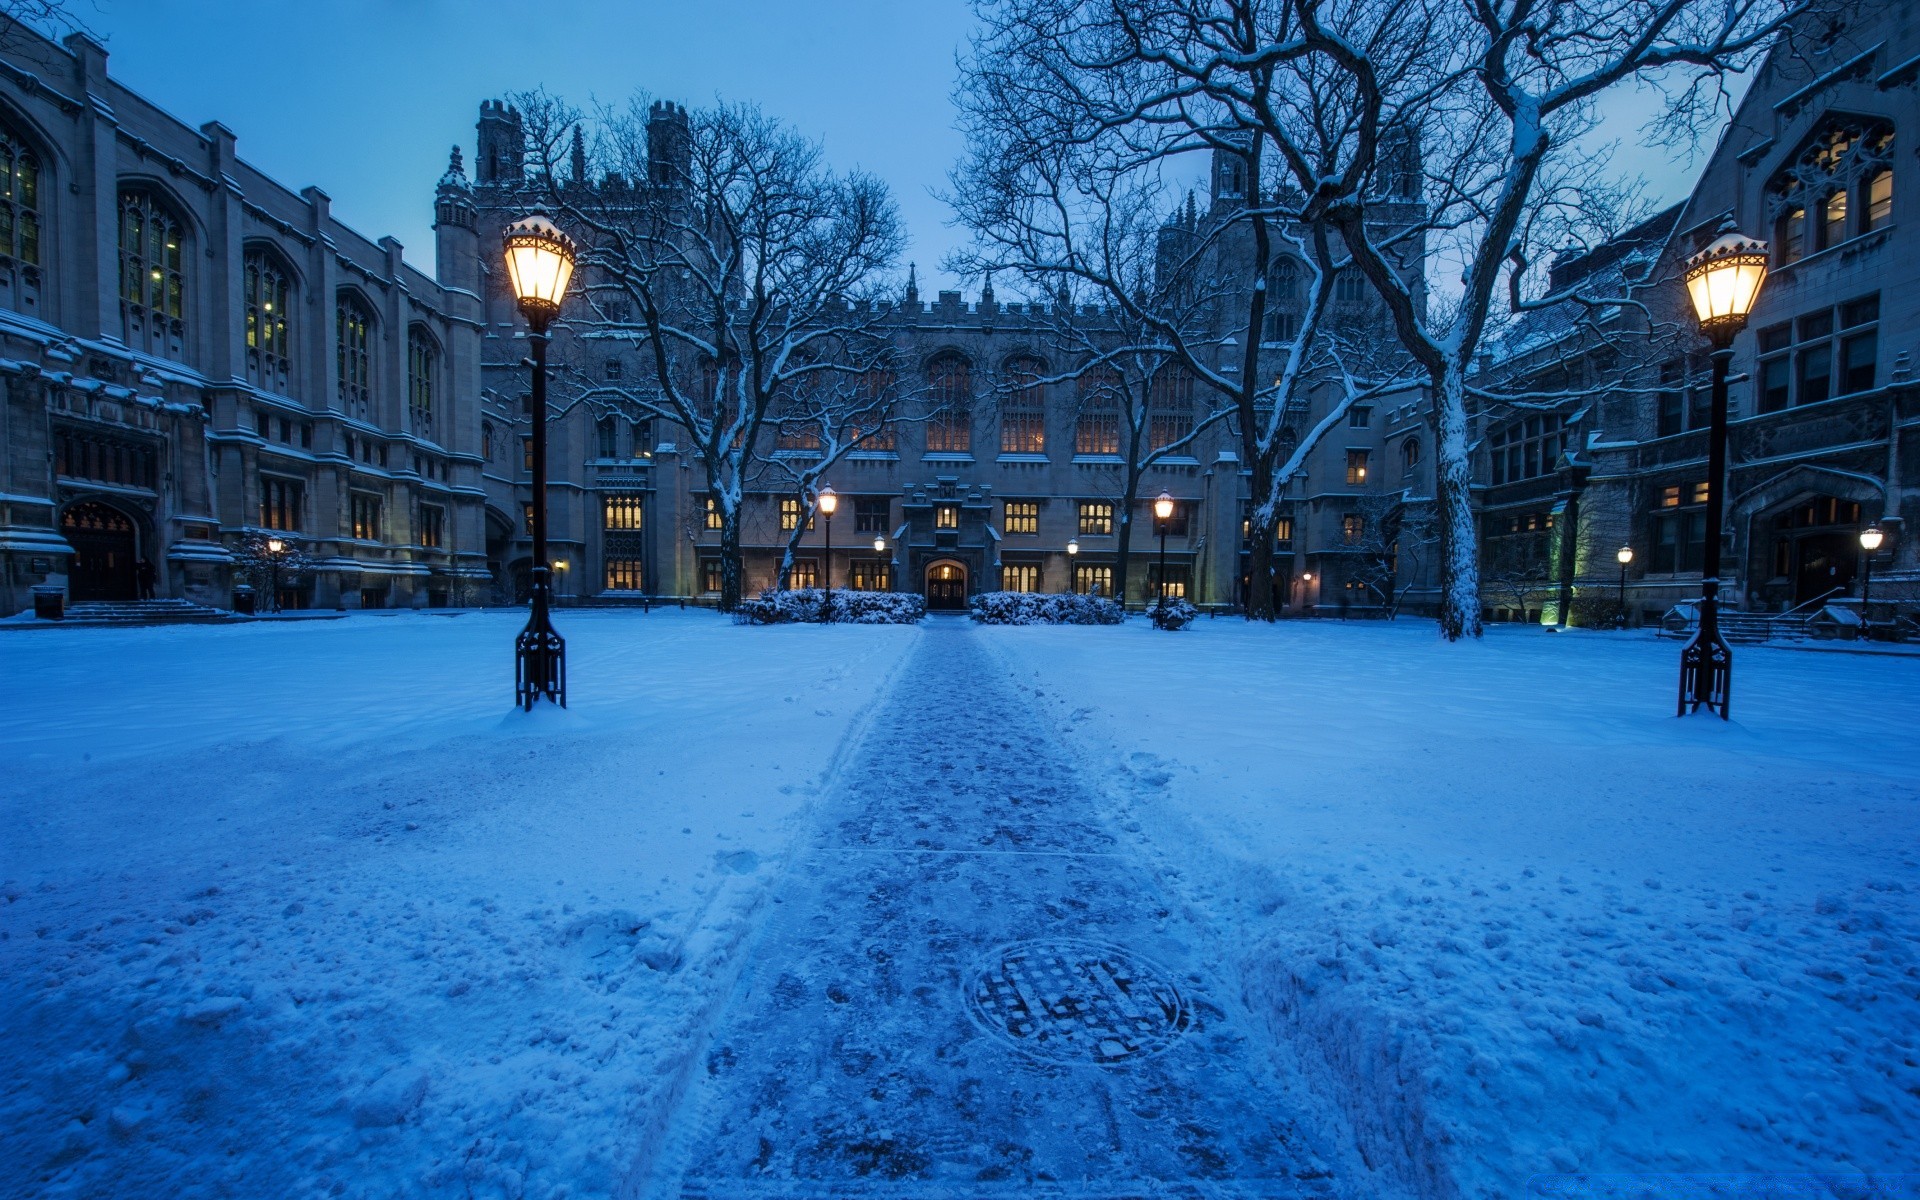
[63,501,139,602]
[926,561,967,610]
[1768,496,1864,607]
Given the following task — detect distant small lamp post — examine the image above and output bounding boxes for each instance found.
[1678,222,1768,719]
[872,535,886,591]
[552,558,568,606]
[265,536,285,614]
[1153,490,1175,613]
[1615,545,1633,629]
[504,213,578,709]
[817,485,837,619]
[1860,523,1885,628]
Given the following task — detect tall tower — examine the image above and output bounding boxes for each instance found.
[434,145,480,293]
[1211,136,1250,208]
[647,101,690,187]
[476,100,524,186]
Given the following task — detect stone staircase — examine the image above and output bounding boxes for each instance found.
[57,598,230,625]
[1716,611,1811,645]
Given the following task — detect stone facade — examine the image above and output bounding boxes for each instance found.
[0,28,487,616]
[454,103,1435,612]
[1474,3,1919,628]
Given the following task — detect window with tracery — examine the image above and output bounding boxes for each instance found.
[1264,258,1301,342]
[0,125,42,311]
[244,250,292,394]
[926,354,972,453]
[408,327,438,437]
[1075,366,1121,456]
[1148,366,1194,451]
[119,189,186,359]
[1770,118,1894,265]
[1001,355,1046,454]
[337,294,374,419]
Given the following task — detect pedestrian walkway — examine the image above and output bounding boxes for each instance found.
[650,621,1346,1199]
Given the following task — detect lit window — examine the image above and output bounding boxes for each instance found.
[701,559,723,592]
[260,477,303,531]
[1003,563,1041,592]
[1866,169,1892,232]
[1346,450,1369,486]
[1001,356,1046,454]
[1342,513,1364,544]
[1075,368,1122,456]
[1821,190,1848,249]
[927,354,972,453]
[935,503,959,530]
[705,497,724,530]
[779,497,811,532]
[408,328,438,437]
[350,492,383,541]
[788,559,818,589]
[1004,501,1039,534]
[1077,501,1113,535]
[119,190,186,359]
[1073,563,1113,596]
[244,250,292,392]
[419,504,445,549]
[337,294,375,419]
[604,495,644,530]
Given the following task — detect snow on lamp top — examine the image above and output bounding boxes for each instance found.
[817,485,838,516]
[1617,544,1634,565]
[1860,524,1885,552]
[1683,226,1767,340]
[1153,490,1175,521]
[503,214,577,320]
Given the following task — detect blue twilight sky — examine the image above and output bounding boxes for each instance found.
[81,0,1721,297]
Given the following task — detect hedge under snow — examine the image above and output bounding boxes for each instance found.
[969,591,1125,626]
[734,588,926,625]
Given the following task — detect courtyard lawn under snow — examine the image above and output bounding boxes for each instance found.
[2,609,1917,1199]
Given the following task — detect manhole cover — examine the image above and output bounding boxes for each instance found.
[967,939,1193,1064]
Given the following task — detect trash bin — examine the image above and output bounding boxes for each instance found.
[30,584,63,620]
[233,584,256,615]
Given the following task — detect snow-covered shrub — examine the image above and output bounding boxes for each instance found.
[734,588,923,625]
[969,591,1124,626]
[1149,599,1198,631]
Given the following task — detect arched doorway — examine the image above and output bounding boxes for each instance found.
[63,501,139,601]
[1766,495,1864,606]
[925,560,968,610]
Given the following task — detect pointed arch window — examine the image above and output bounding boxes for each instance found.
[119,189,186,359]
[408,327,438,438]
[244,250,292,394]
[1148,365,1194,451]
[926,354,972,454]
[1264,258,1301,342]
[336,293,375,420]
[0,124,42,312]
[1769,118,1893,264]
[1074,365,1122,456]
[1001,355,1046,454]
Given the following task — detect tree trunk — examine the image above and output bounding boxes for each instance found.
[1433,365,1482,640]
[1243,454,1280,622]
[1113,504,1136,608]
[719,515,744,611]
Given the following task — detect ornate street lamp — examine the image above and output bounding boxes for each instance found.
[1153,490,1175,613]
[503,214,578,709]
[1678,222,1767,719]
[817,484,837,619]
[266,536,285,614]
[1616,544,1633,629]
[1860,523,1885,628]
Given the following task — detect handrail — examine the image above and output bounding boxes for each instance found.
[1774,585,1847,620]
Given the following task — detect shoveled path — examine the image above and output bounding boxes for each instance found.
[651,620,1345,1199]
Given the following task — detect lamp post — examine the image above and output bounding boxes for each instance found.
[817,484,837,620]
[1616,544,1633,629]
[1678,222,1768,719]
[503,214,578,710]
[266,537,285,614]
[1153,490,1175,613]
[872,535,886,591]
[1066,537,1079,593]
[1860,523,1885,629]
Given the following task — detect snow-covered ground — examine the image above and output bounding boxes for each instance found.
[981,620,1920,1197]
[0,610,917,1200]
[5,611,1917,1200]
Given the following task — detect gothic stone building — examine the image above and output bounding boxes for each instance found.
[453,102,1435,611]
[0,27,488,617]
[1475,2,1919,627]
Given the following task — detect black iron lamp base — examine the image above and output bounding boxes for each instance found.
[515,579,567,710]
[1677,629,1732,719]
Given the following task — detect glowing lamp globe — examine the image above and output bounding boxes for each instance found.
[873,536,885,554]
[1860,524,1885,552]
[1617,545,1633,566]
[1683,228,1768,339]
[817,486,838,517]
[266,537,284,554]
[1066,538,1079,556]
[502,215,578,319]
[1153,490,1175,522]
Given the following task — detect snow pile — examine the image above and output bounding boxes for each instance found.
[969,590,1125,625]
[0,610,918,1200]
[734,587,926,625]
[982,620,1920,1198]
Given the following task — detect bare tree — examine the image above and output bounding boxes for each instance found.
[514,94,905,610]
[1274,0,1824,638]
[1348,492,1438,618]
[952,10,1420,619]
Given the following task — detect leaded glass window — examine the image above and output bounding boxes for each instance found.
[119,190,186,359]
[408,327,438,437]
[337,293,375,419]
[0,125,42,312]
[244,250,292,394]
